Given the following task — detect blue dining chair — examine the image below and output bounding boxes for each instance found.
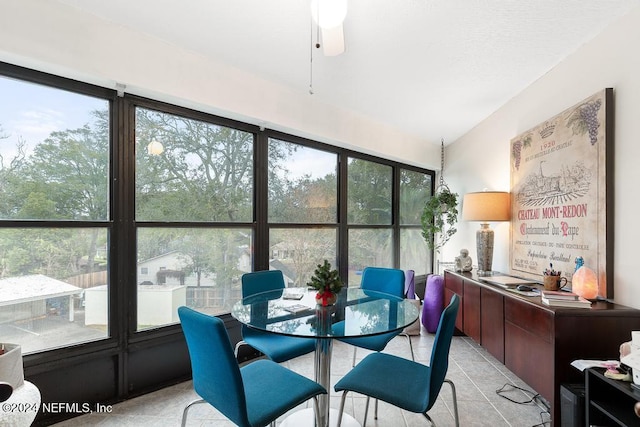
[336,267,414,366]
[178,306,326,427]
[235,270,316,363]
[334,294,460,427]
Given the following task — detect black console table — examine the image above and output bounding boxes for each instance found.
[585,367,640,426]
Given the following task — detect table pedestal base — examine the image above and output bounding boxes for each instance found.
[280,407,360,427]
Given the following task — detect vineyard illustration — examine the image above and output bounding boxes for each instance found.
[516,160,591,207]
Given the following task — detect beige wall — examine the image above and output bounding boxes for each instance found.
[444,5,640,308]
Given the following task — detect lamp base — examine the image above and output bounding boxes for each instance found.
[476,223,494,274]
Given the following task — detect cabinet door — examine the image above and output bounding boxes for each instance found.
[463,280,481,343]
[480,288,504,363]
[504,298,553,401]
[443,272,463,332]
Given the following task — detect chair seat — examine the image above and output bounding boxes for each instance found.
[335,352,431,414]
[241,359,326,426]
[243,327,316,363]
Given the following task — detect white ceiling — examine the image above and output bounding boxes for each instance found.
[56,0,637,145]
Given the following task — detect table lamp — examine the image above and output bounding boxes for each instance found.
[462,191,511,274]
[571,266,599,299]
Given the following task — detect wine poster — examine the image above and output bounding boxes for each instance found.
[509,89,612,298]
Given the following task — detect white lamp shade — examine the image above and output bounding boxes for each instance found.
[463,191,511,222]
[311,0,348,29]
[321,25,345,56]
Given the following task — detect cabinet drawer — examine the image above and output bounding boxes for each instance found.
[505,298,552,343]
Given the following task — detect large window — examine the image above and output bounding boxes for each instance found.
[399,168,432,275]
[134,107,254,329]
[347,158,393,285]
[0,75,110,353]
[268,139,338,287]
[0,63,435,352]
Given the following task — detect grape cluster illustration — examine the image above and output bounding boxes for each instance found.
[512,139,522,170]
[579,99,602,145]
[511,134,532,171]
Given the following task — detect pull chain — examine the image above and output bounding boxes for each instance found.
[309,15,314,95]
[439,138,445,187]
[309,1,321,95]
[437,138,449,193]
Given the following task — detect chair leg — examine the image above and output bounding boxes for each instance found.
[181,398,206,427]
[444,379,460,427]
[337,392,348,427]
[399,332,415,361]
[374,398,379,419]
[363,396,370,427]
[312,396,321,427]
[233,340,247,359]
[352,347,357,367]
[423,412,436,426]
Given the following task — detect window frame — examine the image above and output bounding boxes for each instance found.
[0,59,435,375]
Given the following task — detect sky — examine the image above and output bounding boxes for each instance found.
[0,75,106,162]
[281,146,337,181]
[0,74,339,179]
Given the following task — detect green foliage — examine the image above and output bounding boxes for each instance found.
[347,159,392,224]
[307,260,342,295]
[420,188,459,252]
[134,108,255,222]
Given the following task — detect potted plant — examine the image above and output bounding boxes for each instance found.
[307,260,343,306]
[420,187,459,252]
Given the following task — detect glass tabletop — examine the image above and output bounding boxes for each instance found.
[231,287,419,339]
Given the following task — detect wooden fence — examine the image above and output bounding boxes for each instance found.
[65,270,108,289]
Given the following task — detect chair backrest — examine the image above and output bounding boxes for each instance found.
[241,270,285,298]
[361,267,405,298]
[426,294,460,410]
[178,306,251,426]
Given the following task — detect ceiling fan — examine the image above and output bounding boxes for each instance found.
[310,0,347,56]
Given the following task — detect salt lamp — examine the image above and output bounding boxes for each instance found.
[572,266,599,299]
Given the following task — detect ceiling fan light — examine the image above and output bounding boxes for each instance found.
[321,25,345,56]
[311,0,347,29]
[147,140,164,155]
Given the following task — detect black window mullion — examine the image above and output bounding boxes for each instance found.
[253,131,269,271]
[392,166,401,268]
[338,152,349,282]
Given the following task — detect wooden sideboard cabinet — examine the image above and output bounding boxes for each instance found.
[443,270,640,425]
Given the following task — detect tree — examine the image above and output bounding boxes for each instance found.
[0,113,109,278]
[135,108,256,222]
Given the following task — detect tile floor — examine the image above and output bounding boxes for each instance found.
[52,333,551,426]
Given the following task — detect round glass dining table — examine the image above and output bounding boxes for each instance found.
[231,287,420,427]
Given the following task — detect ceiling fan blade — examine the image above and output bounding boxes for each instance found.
[321,25,345,56]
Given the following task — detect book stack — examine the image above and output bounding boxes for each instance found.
[541,290,592,308]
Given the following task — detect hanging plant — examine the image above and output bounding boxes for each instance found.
[421,139,458,252]
[421,187,459,251]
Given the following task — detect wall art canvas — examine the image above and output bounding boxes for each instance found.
[510,88,613,298]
